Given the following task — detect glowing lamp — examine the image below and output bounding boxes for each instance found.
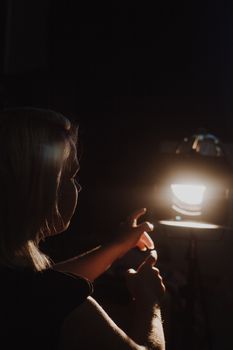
[170,183,206,216]
[154,131,233,229]
[171,184,206,206]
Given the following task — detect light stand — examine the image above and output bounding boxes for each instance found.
[183,228,213,350]
[154,131,233,349]
[158,221,220,350]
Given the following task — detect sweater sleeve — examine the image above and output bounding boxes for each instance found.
[32,268,94,323]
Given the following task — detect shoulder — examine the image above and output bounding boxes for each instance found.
[35,268,94,299]
[32,268,94,319]
[3,266,93,323]
[1,267,95,349]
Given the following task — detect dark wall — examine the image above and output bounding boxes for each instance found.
[1,4,233,350]
[1,0,233,252]
[2,1,233,132]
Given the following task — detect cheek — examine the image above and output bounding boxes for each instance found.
[71,182,78,212]
[44,180,78,236]
[58,181,78,224]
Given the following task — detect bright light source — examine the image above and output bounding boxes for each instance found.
[171,184,206,205]
[159,220,219,229]
[171,204,202,216]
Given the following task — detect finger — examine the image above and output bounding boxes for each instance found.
[137,250,157,271]
[152,266,160,274]
[155,276,166,293]
[161,282,166,293]
[136,232,154,251]
[127,208,147,226]
[149,269,166,295]
[135,221,154,235]
[152,268,166,291]
[133,222,154,247]
[150,249,158,261]
[136,240,148,251]
[138,231,155,250]
[152,269,163,282]
[126,268,137,275]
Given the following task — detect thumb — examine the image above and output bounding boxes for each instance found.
[125,268,137,288]
[135,221,154,234]
[126,268,137,275]
[137,250,157,271]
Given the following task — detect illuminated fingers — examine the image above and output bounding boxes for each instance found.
[119,208,155,252]
[136,231,155,251]
[127,208,147,226]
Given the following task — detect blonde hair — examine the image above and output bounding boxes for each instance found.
[0,108,78,271]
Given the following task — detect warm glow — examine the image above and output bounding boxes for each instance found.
[171,184,206,205]
[159,220,219,229]
[171,205,201,216]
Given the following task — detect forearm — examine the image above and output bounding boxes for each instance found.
[54,242,125,281]
[99,299,165,350]
[54,208,155,282]
[127,302,165,350]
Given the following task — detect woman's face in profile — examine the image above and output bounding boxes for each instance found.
[53,147,81,235]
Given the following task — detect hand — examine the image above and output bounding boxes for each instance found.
[117,208,155,253]
[125,250,166,303]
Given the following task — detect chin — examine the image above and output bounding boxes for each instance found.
[51,220,71,236]
[59,221,71,234]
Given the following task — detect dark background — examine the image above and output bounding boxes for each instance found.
[1,1,233,349]
[1,0,233,240]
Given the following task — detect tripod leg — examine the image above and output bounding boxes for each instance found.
[184,236,213,350]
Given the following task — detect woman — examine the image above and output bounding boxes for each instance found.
[0,108,166,350]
